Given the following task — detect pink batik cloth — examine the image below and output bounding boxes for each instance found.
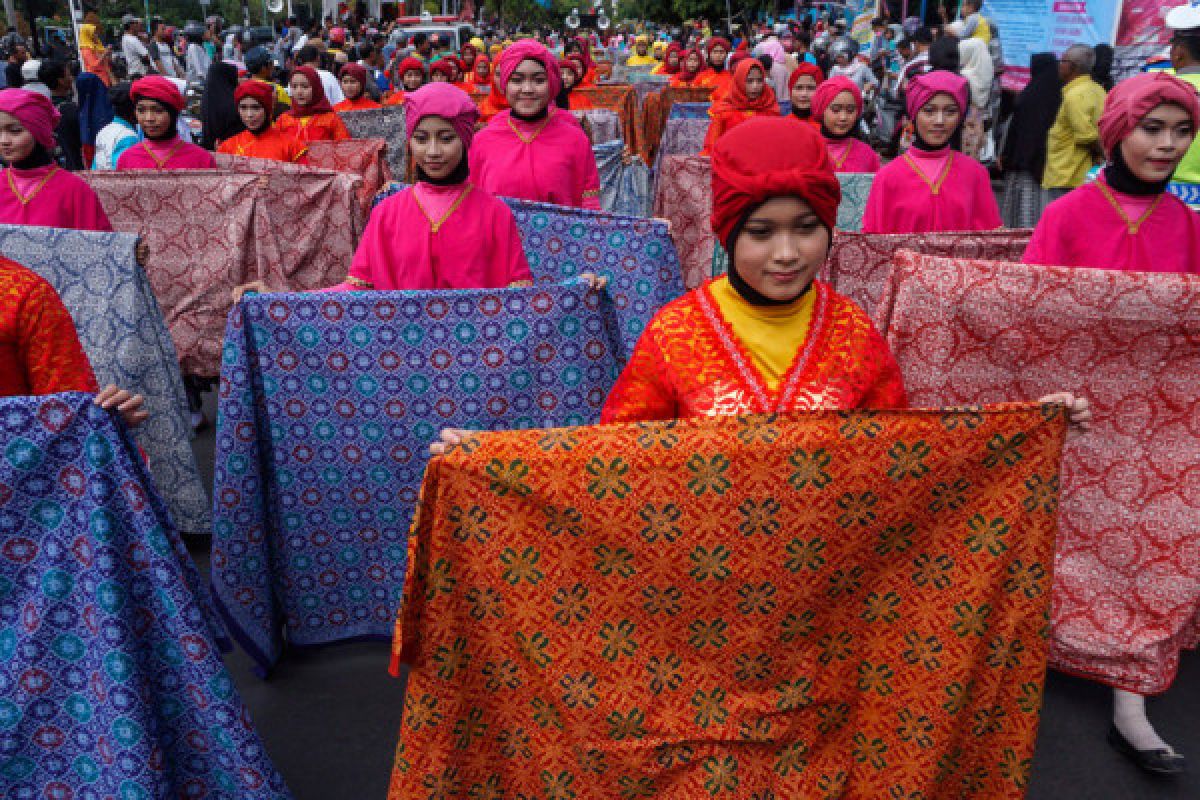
[0,165,111,231]
[116,136,217,170]
[1023,176,1200,273]
[861,146,1001,234]
[343,182,532,290]
[469,108,601,210]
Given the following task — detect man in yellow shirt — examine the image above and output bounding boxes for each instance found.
[1043,44,1107,196]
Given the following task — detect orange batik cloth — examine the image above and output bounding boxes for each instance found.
[390,405,1066,799]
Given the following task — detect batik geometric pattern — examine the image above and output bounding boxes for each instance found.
[882,250,1200,693]
[212,283,623,674]
[576,86,641,155]
[339,105,408,178]
[573,109,623,145]
[594,142,653,218]
[0,394,291,798]
[390,406,1065,798]
[0,224,210,535]
[84,170,361,377]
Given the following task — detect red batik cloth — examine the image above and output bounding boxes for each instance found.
[0,257,98,396]
[600,279,906,423]
[882,250,1200,693]
[821,230,1034,327]
[390,405,1066,798]
[653,154,715,290]
[83,170,361,376]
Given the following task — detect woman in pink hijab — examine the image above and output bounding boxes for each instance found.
[861,70,1001,233]
[0,89,111,231]
[1025,71,1199,779]
[468,40,601,210]
[811,77,880,173]
[1024,72,1199,274]
[234,84,532,295]
[116,76,216,169]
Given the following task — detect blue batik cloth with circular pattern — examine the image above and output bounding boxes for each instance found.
[0,224,211,536]
[0,394,291,799]
[212,282,627,675]
[368,190,685,362]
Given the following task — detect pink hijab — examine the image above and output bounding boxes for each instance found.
[905,70,969,119]
[404,82,480,148]
[1098,72,1200,156]
[0,89,60,150]
[811,76,863,121]
[495,40,562,101]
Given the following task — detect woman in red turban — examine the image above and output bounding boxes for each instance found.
[277,66,351,143]
[557,58,594,110]
[811,76,880,173]
[603,115,905,422]
[700,58,779,156]
[653,42,683,76]
[116,76,216,169]
[699,36,733,100]
[218,80,309,163]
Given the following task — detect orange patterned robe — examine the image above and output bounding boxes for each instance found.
[218,126,310,163]
[601,279,906,423]
[0,258,98,397]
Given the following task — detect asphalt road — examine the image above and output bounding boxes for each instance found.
[186,392,1199,799]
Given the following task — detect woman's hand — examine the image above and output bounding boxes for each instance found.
[95,384,149,429]
[232,280,269,303]
[578,273,608,291]
[1038,392,1092,431]
[430,428,473,456]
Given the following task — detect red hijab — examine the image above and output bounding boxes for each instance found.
[677,48,704,83]
[289,66,333,116]
[712,59,778,116]
[472,56,492,86]
[661,43,683,75]
[811,76,862,123]
[706,36,732,72]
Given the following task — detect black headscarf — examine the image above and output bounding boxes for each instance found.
[201,60,243,149]
[1092,44,1114,91]
[1001,52,1061,176]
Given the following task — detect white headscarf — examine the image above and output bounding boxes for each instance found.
[958,38,993,109]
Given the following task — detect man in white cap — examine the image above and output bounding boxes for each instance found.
[1168,1,1200,187]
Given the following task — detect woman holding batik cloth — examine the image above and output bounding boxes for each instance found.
[1,258,146,426]
[218,81,309,164]
[469,40,600,210]
[862,70,1001,233]
[1023,72,1199,777]
[117,77,216,170]
[433,118,1088,451]
[0,89,111,231]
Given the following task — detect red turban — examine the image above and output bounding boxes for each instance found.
[1098,71,1200,157]
[396,57,426,79]
[788,62,825,91]
[811,76,862,122]
[131,75,185,113]
[430,59,457,79]
[710,116,841,248]
[234,79,275,116]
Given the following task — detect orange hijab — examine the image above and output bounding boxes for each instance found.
[710,59,778,117]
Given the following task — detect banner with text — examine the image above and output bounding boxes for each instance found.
[984,0,1122,88]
